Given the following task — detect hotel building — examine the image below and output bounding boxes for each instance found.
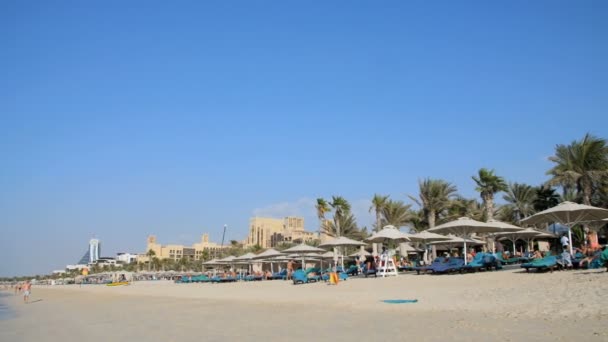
[244,216,317,248]
[140,233,227,262]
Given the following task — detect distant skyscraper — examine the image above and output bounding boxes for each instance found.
[89,239,100,263]
[76,238,102,265]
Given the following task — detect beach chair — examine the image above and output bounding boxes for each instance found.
[360,264,377,278]
[495,254,519,265]
[272,269,287,280]
[462,253,488,273]
[414,257,446,275]
[192,275,211,283]
[292,270,309,285]
[433,258,465,274]
[344,265,358,276]
[178,276,192,283]
[521,256,558,273]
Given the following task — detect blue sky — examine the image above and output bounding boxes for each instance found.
[1,1,607,276]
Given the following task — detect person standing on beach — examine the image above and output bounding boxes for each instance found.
[22,281,31,303]
[287,260,294,280]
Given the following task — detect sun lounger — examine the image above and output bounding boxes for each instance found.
[292,270,310,285]
[272,269,287,280]
[495,255,519,265]
[521,256,557,272]
[192,275,211,283]
[463,253,499,272]
[413,257,445,274]
[430,258,465,274]
[345,265,358,276]
[360,264,377,278]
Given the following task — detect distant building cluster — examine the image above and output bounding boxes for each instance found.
[57,215,319,273]
[244,216,317,248]
[139,233,227,263]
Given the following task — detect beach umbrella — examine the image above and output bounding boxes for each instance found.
[400,243,423,254]
[283,243,325,270]
[234,252,256,261]
[494,228,541,253]
[485,219,524,252]
[427,217,516,264]
[521,201,608,254]
[318,236,367,248]
[252,249,285,273]
[234,253,257,275]
[364,225,411,277]
[428,235,486,246]
[365,225,412,244]
[283,244,325,270]
[282,243,325,254]
[218,255,237,263]
[320,251,336,259]
[202,259,221,265]
[409,231,452,263]
[319,236,367,269]
[252,248,284,260]
[348,250,371,258]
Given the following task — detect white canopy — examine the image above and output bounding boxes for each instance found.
[365,225,411,243]
[521,201,608,254]
[348,250,371,257]
[252,248,284,260]
[319,236,366,248]
[409,230,452,243]
[282,243,325,254]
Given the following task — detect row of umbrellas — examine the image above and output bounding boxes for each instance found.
[203,201,608,267]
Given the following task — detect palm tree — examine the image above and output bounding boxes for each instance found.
[447,196,484,222]
[315,198,331,239]
[503,182,537,221]
[533,185,560,212]
[146,249,156,271]
[178,257,190,272]
[324,212,364,240]
[472,168,507,221]
[381,200,413,228]
[547,133,608,205]
[329,196,351,237]
[369,194,390,232]
[160,258,172,271]
[151,257,161,271]
[409,178,458,228]
[406,209,428,232]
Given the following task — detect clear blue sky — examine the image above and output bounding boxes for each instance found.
[1,1,606,276]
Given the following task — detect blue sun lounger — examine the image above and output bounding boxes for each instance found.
[293,270,312,285]
[521,256,557,272]
[413,258,445,275]
[429,258,465,274]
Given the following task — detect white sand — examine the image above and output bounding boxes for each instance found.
[2,269,607,341]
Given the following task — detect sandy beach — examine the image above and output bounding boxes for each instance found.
[2,269,607,342]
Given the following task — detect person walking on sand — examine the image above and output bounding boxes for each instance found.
[22,281,31,303]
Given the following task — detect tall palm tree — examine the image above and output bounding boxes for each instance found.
[447,196,484,222]
[324,212,363,240]
[533,185,560,212]
[547,133,608,205]
[329,196,351,237]
[146,249,156,272]
[408,178,458,228]
[369,194,390,232]
[315,198,331,239]
[381,200,413,228]
[151,257,161,271]
[503,182,537,221]
[472,168,507,221]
